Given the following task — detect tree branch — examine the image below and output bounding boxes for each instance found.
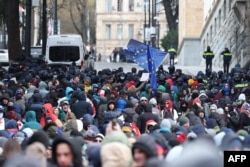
[69,1,82,35]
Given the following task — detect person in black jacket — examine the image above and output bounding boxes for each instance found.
[71,92,93,119]
[221,47,232,74]
[52,137,84,167]
[137,103,159,133]
[203,46,214,72]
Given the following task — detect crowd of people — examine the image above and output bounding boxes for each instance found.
[0,60,249,167]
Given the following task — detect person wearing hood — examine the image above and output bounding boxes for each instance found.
[52,137,84,167]
[24,85,38,105]
[139,83,153,100]
[132,134,158,167]
[63,112,78,137]
[71,91,93,119]
[161,100,178,123]
[22,110,42,131]
[58,101,70,122]
[239,102,250,128]
[57,87,74,106]
[122,98,139,124]
[137,103,159,133]
[1,93,11,113]
[38,81,49,98]
[116,90,128,112]
[97,96,108,128]
[209,104,226,128]
[29,93,44,122]
[40,103,63,128]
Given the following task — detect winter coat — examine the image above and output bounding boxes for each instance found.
[71,92,93,119]
[38,81,49,98]
[40,103,58,127]
[122,108,139,124]
[52,137,84,167]
[137,104,159,133]
[22,110,42,130]
[97,97,108,127]
[24,85,37,104]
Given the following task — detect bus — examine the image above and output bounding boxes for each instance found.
[45,34,85,68]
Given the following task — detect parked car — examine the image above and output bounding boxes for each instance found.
[31,46,43,59]
[0,49,9,66]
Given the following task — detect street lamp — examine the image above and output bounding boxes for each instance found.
[42,0,47,56]
[53,0,58,35]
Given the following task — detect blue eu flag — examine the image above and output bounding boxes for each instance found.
[123,39,167,92]
[123,39,167,71]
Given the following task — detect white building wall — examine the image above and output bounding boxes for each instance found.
[200,0,250,70]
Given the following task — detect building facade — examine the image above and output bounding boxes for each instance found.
[178,0,204,66]
[178,0,250,70]
[200,0,250,69]
[96,0,167,60]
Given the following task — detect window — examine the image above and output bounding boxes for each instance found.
[117,0,123,12]
[128,24,134,39]
[117,24,123,39]
[203,39,206,51]
[214,18,217,34]
[129,0,134,11]
[229,1,231,12]
[210,26,213,42]
[218,9,221,27]
[49,46,80,62]
[105,0,112,13]
[144,0,149,12]
[223,0,226,20]
[207,33,209,44]
[105,24,111,39]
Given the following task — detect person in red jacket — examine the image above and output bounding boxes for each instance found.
[40,103,63,128]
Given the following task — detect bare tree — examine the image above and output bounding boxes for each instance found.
[5,0,22,61]
[162,0,178,31]
[69,0,87,43]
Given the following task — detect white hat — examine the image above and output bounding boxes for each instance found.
[238,93,246,101]
[149,98,157,105]
[140,97,147,101]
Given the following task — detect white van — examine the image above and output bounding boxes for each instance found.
[45,34,85,67]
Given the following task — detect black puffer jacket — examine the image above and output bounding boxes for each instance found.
[137,104,159,133]
[71,92,93,119]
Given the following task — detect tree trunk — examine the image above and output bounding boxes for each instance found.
[5,0,22,62]
[162,0,178,31]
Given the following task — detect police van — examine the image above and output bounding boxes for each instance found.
[45,34,85,68]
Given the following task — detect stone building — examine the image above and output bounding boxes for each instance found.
[200,0,250,70]
[178,0,250,70]
[96,0,167,60]
[178,0,204,66]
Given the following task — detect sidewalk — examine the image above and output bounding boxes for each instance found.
[94,62,222,76]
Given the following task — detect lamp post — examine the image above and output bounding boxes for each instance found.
[42,0,47,55]
[25,0,32,58]
[53,0,58,34]
[151,0,157,48]
[144,1,147,44]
